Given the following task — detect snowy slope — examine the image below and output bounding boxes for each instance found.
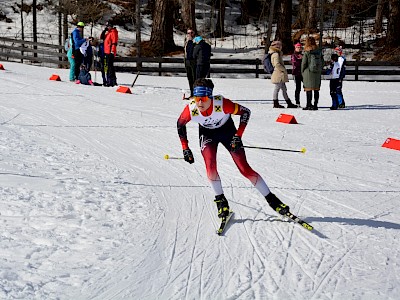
[1,62,400,299]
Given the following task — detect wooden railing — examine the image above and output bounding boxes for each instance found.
[1,37,400,81]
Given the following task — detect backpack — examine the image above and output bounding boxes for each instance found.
[64,38,70,51]
[263,53,274,74]
[309,53,322,73]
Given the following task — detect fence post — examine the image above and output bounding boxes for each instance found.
[159,59,162,76]
[255,58,260,78]
[355,59,359,81]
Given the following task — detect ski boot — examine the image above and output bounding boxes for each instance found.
[265,192,290,215]
[214,194,230,218]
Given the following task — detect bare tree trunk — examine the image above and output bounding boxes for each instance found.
[387,0,400,47]
[21,0,24,63]
[180,0,196,31]
[136,0,142,67]
[33,0,37,57]
[374,0,384,33]
[264,0,275,53]
[305,0,317,32]
[240,0,250,25]
[149,0,176,56]
[275,0,292,53]
[215,0,226,37]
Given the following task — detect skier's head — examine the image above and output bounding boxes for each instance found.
[193,78,213,96]
[77,21,85,28]
[193,78,214,112]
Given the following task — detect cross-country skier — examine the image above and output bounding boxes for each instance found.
[177,78,290,219]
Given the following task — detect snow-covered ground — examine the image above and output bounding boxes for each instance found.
[1,61,400,299]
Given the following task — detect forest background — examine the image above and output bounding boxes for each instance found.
[1,0,399,61]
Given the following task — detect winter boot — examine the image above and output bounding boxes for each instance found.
[214,194,230,218]
[273,100,284,108]
[303,91,313,110]
[286,99,298,108]
[265,192,290,215]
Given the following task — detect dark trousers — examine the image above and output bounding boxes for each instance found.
[104,54,117,86]
[73,49,83,79]
[306,90,319,107]
[196,63,210,79]
[330,79,340,108]
[185,60,196,96]
[294,75,303,103]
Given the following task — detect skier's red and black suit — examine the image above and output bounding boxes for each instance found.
[177,96,267,194]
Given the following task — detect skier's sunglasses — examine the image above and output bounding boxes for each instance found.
[194,96,210,103]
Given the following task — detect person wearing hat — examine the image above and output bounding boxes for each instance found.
[193,36,212,79]
[184,28,196,96]
[269,40,298,108]
[100,21,119,86]
[177,78,291,221]
[291,43,303,106]
[301,36,323,110]
[334,46,346,108]
[71,22,87,81]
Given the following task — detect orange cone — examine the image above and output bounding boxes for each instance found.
[382,138,400,151]
[276,114,298,124]
[0,64,4,70]
[49,74,61,81]
[116,86,132,94]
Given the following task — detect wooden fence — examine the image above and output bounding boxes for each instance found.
[1,37,400,81]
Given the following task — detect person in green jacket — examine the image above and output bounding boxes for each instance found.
[301,36,323,110]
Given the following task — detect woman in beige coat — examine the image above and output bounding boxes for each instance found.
[269,40,297,108]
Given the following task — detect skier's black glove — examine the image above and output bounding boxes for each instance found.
[230,135,243,153]
[183,149,194,164]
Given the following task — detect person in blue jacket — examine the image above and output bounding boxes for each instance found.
[71,22,87,81]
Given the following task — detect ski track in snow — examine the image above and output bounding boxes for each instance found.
[1,62,400,299]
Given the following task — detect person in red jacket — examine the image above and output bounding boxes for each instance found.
[100,21,118,86]
[177,78,290,219]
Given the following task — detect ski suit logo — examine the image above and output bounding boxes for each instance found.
[200,135,212,151]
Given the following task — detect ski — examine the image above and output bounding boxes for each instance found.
[284,211,313,231]
[216,211,234,235]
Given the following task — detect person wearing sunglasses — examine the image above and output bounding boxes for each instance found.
[177,78,291,219]
[184,28,196,96]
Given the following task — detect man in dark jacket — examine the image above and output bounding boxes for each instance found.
[184,28,196,96]
[193,36,211,79]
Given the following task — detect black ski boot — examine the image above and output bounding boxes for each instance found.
[265,192,290,215]
[214,194,230,218]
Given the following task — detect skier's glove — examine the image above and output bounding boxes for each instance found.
[183,149,194,164]
[230,135,243,153]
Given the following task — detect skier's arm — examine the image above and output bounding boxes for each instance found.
[177,106,192,150]
[223,98,250,137]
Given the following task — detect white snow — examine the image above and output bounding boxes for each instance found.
[1,61,400,299]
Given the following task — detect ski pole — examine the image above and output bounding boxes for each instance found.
[131,71,140,87]
[164,154,184,160]
[243,145,306,153]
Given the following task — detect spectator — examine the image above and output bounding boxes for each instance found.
[193,36,211,79]
[327,53,342,110]
[301,36,323,110]
[184,28,196,96]
[269,40,297,108]
[291,43,303,106]
[334,46,346,108]
[71,22,87,81]
[76,64,94,86]
[81,36,94,71]
[65,36,75,82]
[100,21,118,87]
